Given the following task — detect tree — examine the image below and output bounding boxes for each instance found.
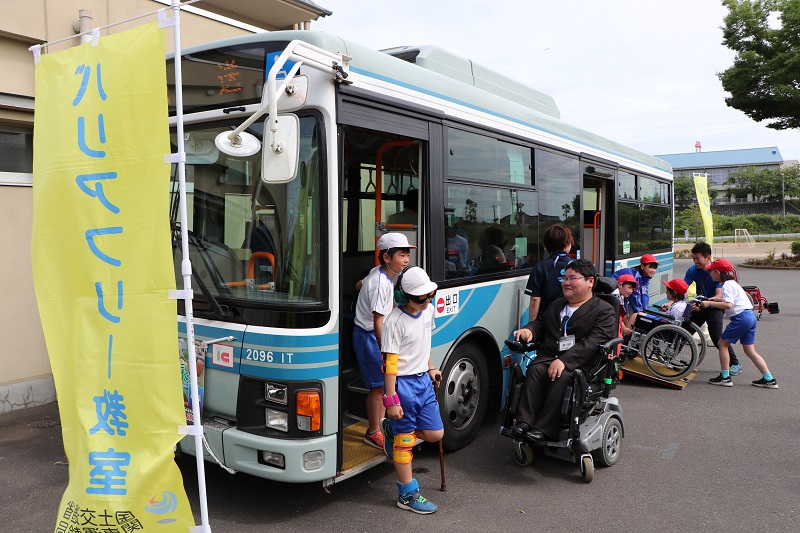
[728,164,800,201]
[728,166,780,200]
[673,174,719,210]
[719,0,800,129]
[674,174,697,209]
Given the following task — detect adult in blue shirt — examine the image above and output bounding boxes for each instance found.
[524,224,574,320]
[683,243,742,374]
[612,254,659,314]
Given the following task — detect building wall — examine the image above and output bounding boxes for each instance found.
[0,0,259,413]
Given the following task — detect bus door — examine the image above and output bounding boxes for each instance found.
[336,98,434,480]
[580,161,616,274]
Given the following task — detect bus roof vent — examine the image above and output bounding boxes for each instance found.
[381,46,421,64]
[381,44,559,119]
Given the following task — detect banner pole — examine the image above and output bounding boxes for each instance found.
[170,0,212,530]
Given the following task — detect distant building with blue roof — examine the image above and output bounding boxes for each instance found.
[655,147,794,204]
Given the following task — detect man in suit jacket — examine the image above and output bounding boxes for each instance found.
[511,259,616,442]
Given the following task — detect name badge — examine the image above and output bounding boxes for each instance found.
[558,334,575,352]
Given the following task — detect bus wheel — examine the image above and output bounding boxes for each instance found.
[439,343,489,451]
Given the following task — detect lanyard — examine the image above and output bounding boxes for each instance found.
[552,252,567,267]
[561,306,573,335]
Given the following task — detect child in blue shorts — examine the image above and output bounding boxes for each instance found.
[353,233,413,448]
[380,266,444,514]
[703,259,778,389]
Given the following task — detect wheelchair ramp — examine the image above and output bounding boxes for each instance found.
[621,357,697,389]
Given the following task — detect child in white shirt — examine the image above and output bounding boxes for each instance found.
[702,259,777,389]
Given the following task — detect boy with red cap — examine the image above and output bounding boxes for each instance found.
[702,259,777,388]
[612,253,659,314]
[614,273,638,336]
[660,278,690,321]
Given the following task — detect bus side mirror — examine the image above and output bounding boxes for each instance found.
[262,114,300,184]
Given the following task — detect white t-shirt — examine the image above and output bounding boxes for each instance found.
[354,266,394,331]
[666,301,688,321]
[381,305,435,376]
[721,280,753,317]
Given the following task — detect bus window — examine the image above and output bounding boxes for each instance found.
[169,114,323,306]
[444,184,537,278]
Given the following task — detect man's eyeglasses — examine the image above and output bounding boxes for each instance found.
[408,291,437,304]
[561,275,587,284]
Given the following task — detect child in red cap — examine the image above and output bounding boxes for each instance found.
[702,259,777,388]
[614,273,638,336]
[660,278,690,321]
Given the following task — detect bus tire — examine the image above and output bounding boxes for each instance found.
[439,342,489,451]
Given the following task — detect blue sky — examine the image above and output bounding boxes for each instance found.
[312,0,800,162]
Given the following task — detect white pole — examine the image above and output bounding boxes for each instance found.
[170,0,212,530]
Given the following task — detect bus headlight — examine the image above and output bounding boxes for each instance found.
[296,390,321,431]
[261,451,285,469]
[266,408,288,432]
[303,450,324,470]
[266,382,288,404]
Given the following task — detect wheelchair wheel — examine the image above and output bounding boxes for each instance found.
[641,324,698,380]
[594,417,622,467]
[514,442,534,467]
[685,322,707,366]
[579,454,594,483]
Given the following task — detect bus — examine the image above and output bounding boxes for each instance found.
[167,31,674,486]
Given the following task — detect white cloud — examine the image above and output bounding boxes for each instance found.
[314,0,800,161]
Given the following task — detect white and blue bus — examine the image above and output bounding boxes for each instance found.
[167,31,674,486]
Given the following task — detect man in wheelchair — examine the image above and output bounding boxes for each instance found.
[510,259,618,444]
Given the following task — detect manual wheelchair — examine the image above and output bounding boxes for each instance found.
[499,278,624,483]
[620,297,709,380]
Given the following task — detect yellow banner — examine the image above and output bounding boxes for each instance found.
[693,173,714,246]
[32,24,193,531]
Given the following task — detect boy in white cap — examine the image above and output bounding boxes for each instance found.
[380,266,444,514]
[353,233,414,449]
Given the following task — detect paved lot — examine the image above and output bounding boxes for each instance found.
[2,259,799,532]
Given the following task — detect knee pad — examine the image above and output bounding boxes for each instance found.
[392,433,415,464]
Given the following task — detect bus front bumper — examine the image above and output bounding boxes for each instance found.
[181,426,338,483]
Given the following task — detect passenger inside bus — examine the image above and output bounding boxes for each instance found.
[470,225,511,274]
[388,189,418,225]
[445,223,469,274]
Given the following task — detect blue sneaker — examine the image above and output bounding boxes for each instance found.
[380,418,393,460]
[729,364,743,376]
[397,479,437,514]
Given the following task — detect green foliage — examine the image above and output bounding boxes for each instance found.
[712,213,800,235]
[727,165,800,201]
[719,0,800,130]
[792,241,800,255]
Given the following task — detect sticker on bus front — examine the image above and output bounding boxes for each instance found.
[212,344,235,368]
[435,289,460,317]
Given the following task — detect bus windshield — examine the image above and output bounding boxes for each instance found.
[170,114,323,307]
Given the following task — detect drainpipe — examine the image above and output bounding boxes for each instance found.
[73,9,94,44]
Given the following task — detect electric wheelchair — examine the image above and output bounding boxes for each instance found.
[499,277,624,483]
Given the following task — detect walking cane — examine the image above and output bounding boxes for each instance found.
[433,374,446,492]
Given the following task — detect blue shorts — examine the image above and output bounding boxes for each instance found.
[353,326,385,389]
[721,310,757,345]
[390,373,444,435]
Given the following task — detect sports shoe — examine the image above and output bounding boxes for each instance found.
[729,364,743,376]
[709,374,733,387]
[752,377,779,389]
[364,429,384,449]
[397,479,437,514]
[380,418,393,460]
